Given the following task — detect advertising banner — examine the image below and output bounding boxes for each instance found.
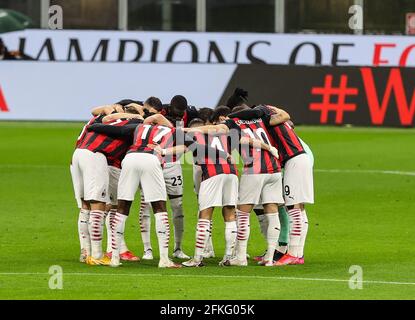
[220,65,415,127]
[0,61,235,121]
[2,29,415,67]
[1,61,413,127]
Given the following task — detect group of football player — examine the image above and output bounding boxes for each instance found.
[70,88,314,268]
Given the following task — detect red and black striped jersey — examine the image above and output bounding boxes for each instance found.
[75,116,102,149]
[78,118,139,168]
[256,105,305,165]
[185,132,238,181]
[226,117,280,174]
[267,122,305,165]
[128,124,177,164]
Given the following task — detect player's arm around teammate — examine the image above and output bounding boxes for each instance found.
[231,106,313,266]
[91,104,124,116]
[184,111,282,266]
[261,111,313,266]
[71,115,112,266]
[140,111,191,260]
[86,114,146,263]
[209,106,286,267]
[88,120,181,269]
[152,125,239,267]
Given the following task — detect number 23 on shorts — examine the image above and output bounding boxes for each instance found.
[172,176,183,186]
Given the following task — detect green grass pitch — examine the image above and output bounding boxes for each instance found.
[0,122,414,300]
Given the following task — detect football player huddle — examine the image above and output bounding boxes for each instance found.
[70,88,314,269]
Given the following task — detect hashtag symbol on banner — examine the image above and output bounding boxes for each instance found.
[309,75,359,124]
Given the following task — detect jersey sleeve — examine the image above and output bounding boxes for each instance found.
[256,105,275,126]
[224,119,239,131]
[228,108,265,120]
[93,115,105,124]
[88,122,139,137]
[128,118,144,125]
[223,120,242,152]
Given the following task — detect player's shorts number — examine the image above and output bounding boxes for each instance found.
[284,185,291,196]
[172,176,183,187]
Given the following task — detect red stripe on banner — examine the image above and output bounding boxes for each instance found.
[0,87,9,112]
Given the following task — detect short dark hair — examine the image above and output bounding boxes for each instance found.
[226,88,249,110]
[198,108,214,124]
[188,118,205,128]
[115,99,139,107]
[124,105,141,114]
[0,38,7,53]
[170,95,188,112]
[231,105,250,113]
[211,106,231,123]
[144,96,163,111]
[167,95,188,119]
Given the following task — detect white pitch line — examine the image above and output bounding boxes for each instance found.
[0,272,414,286]
[0,164,65,169]
[315,169,415,176]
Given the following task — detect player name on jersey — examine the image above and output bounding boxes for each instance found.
[234,118,264,126]
[226,117,280,175]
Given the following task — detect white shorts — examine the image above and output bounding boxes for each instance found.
[71,148,109,206]
[118,153,167,203]
[299,138,314,167]
[193,164,203,195]
[283,153,314,205]
[163,162,183,196]
[198,174,239,211]
[70,164,82,209]
[108,166,121,206]
[238,173,284,205]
